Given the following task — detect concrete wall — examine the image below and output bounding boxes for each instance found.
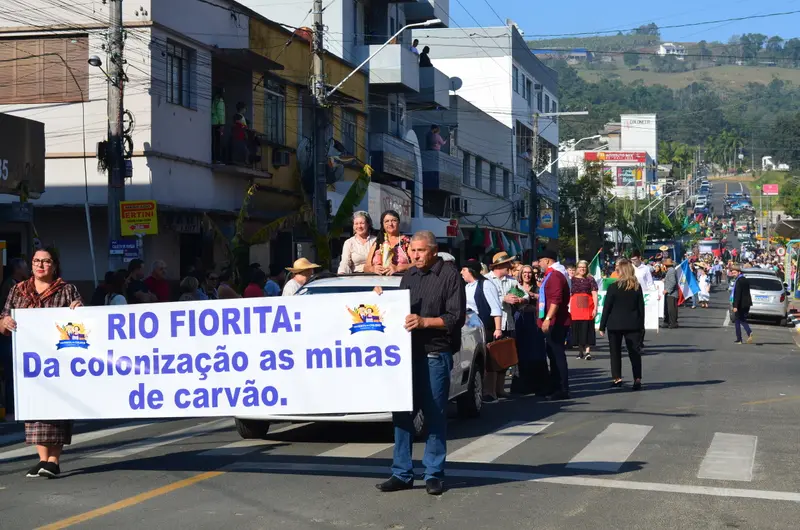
[0,0,150,27]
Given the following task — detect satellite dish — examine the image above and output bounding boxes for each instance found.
[450,77,463,92]
[296,138,312,170]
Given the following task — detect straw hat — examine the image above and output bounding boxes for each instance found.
[659,245,670,252]
[286,258,321,273]
[490,251,515,268]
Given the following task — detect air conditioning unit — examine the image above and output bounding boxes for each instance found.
[271,149,291,167]
[449,196,470,215]
[533,83,543,91]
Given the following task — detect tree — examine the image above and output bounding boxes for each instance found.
[778,178,800,217]
[623,51,639,67]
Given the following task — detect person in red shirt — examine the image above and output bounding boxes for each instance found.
[536,249,572,401]
[243,268,267,298]
[144,260,171,302]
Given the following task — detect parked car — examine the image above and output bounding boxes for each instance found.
[738,270,789,326]
[233,274,488,439]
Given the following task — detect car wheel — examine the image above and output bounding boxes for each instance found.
[779,317,788,327]
[457,362,483,419]
[234,418,271,439]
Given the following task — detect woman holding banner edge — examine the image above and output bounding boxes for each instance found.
[0,248,83,479]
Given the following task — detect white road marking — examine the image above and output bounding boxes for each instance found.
[0,421,155,462]
[449,421,552,463]
[225,462,800,503]
[698,433,758,482]
[722,311,730,327]
[318,443,394,458]
[198,423,311,457]
[88,419,229,459]
[567,423,652,472]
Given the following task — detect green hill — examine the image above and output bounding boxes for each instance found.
[528,34,659,53]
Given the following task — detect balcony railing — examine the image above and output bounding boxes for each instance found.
[407,66,450,109]
[421,150,461,194]
[369,133,417,181]
[356,44,420,93]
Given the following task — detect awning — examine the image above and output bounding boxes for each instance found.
[212,48,284,71]
[774,219,800,240]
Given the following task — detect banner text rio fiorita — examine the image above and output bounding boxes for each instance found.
[12,292,413,420]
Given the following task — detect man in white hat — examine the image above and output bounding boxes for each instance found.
[282,258,321,296]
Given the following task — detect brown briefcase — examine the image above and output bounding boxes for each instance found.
[486,337,519,372]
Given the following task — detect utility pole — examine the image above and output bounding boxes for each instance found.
[107,0,126,271]
[311,0,329,255]
[574,206,579,262]
[529,114,539,261]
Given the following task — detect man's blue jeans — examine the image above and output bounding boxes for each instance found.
[391,352,452,483]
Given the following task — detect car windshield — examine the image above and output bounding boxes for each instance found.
[298,285,403,295]
[747,277,783,291]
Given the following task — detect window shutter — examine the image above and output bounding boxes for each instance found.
[16,39,43,103]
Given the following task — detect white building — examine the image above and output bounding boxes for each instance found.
[658,43,686,60]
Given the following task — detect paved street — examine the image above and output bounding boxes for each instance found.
[2,282,800,529]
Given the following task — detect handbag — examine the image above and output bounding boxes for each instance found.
[486,337,519,371]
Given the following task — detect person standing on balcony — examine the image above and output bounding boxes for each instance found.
[419,46,432,67]
[425,125,447,151]
[231,102,249,164]
[212,88,225,163]
[410,39,420,56]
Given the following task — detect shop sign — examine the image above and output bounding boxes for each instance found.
[120,200,159,236]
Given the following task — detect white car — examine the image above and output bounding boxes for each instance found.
[233,274,488,439]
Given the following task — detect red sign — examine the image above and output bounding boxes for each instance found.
[584,151,647,163]
[446,218,459,237]
[762,184,779,196]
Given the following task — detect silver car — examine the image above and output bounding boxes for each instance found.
[740,271,789,325]
[234,274,487,439]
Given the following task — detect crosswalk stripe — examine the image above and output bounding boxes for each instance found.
[88,419,230,459]
[198,423,311,456]
[698,433,757,482]
[318,443,394,458]
[0,421,155,463]
[449,421,552,463]
[567,423,652,472]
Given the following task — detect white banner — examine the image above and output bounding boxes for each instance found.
[13,291,413,420]
[595,286,661,331]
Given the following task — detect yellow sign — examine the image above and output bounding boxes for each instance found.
[120,200,158,236]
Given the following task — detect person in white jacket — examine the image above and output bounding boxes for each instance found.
[630,250,655,350]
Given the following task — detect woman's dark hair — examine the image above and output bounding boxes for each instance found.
[108,270,127,295]
[35,247,61,279]
[104,270,115,284]
[250,268,267,286]
[375,209,402,247]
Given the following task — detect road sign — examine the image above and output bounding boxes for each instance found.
[120,200,158,236]
[762,184,779,196]
[109,239,141,262]
[777,246,786,257]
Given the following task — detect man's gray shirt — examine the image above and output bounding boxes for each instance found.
[663,267,678,296]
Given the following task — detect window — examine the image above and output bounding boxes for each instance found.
[462,153,471,185]
[390,102,397,124]
[503,169,510,198]
[0,36,89,103]
[512,66,519,93]
[475,158,483,189]
[264,79,286,144]
[342,109,356,155]
[489,164,497,194]
[551,101,557,114]
[537,91,543,111]
[545,94,550,113]
[166,41,194,108]
[525,79,532,107]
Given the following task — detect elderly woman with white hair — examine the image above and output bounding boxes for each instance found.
[338,211,377,274]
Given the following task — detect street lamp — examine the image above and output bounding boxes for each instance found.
[326,18,442,98]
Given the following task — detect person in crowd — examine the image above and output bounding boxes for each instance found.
[409,39,420,56]
[178,276,201,301]
[696,263,711,309]
[571,260,598,361]
[204,271,219,299]
[630,250,654,350]
[244,268,267,298]
[662,258,679,328]
[258,264,280,296]
[730,264,754,344]
[104,270,128,305]
[365,210,411,275]
[90,270,114,306]
[513,264,548,395]
[338,211,377,274]
[599,259,644,390]
[418,45,432,67]
[217,270,240,299]
[537,249,572,400]
[1,258,28,309]
[0,248,82,478]
[461,260,502,343]
[483,251,528,400]
[0,256,26,419]
[283,258,320,296]
[231,102,249,164]
[373,231,465,496]
[144,260,170,302]
[425,125,447,151]
[126,259,157,304]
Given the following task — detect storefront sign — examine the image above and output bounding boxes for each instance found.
[446,218,459,237]
[539,209,554,229]
[762,184,779,196]
[584,151,647,163]
[120,200,159,236]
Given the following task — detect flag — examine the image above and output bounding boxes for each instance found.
[588,249,603,289]
[675,259,700,306]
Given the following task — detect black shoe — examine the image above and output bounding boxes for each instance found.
[26,461,45,478]
[546,391,570,401]
[632,380,642,391]
[425,478,444,495]
[38,462,60,479]
[375,476,413,492]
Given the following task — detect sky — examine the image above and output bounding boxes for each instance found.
[449,0,800,44]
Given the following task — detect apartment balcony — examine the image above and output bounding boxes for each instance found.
[407,66,450,109]
[405,0,449,27]
[421,150,461,194]
[369,133,417,181]
[357,44,419,93]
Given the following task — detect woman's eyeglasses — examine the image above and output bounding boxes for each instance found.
[32,259,53,266]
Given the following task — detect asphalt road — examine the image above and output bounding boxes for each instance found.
[1,286,799,530]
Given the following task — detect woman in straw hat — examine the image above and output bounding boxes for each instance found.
[283,258,321,296]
